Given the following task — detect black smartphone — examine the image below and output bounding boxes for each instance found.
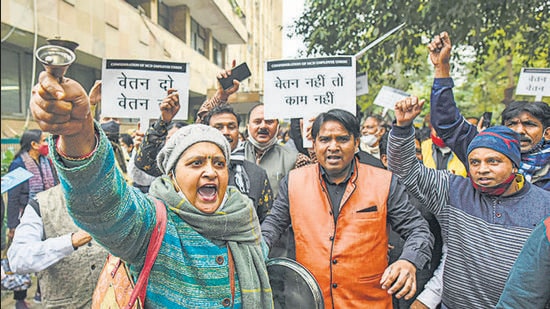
[482,112,492,128]
[218,62,251,90]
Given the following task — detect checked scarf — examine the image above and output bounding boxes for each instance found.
[519,139,550,190]
[20,152,57,198]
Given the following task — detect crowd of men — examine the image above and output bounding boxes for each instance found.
[2,31,549,309]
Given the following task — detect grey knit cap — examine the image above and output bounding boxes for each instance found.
[157,124,231,174]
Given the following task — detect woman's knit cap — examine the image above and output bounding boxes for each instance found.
[157,124,231,174]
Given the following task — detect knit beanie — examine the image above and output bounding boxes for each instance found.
[100,120,120,143]
[157,124,231,174]
[466,126,521,168]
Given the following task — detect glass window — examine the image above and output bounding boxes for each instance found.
[1,47,33,116]
[158,1,170,31]
[1,49,22,115]
[1,44,100,119]
[191,19,206,56]
[213,38,224,67]
[66,63,100,94]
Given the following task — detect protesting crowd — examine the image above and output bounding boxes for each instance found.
[1,30,549,309]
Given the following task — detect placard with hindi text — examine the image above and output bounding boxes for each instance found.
[101,59,189,120]
[264,56,356,119]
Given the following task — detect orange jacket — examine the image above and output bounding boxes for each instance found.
[288,160,393,309]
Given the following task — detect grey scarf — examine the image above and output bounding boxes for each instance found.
[247,134,279,152]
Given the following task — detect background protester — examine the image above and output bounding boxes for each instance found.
[428,31,550,190]
[8,185,107,308]
[7,129,59,308]
[119,133,134,164]
[420,113,467,177]
[360,114,387,159]
[99,117,128,178]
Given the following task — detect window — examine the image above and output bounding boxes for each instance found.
[213,38,224,67]
[1,47,34,116]
[158,1,170,30]
[1,49,22,115]
[66,63,100,95]
[191,19,206,56]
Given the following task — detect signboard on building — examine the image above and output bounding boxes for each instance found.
[101,59,190,120]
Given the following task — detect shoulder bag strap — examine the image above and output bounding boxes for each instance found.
[227,245,236,306]
[125,198,167,309]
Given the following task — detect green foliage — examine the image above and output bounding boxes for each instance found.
[293,0,550,113]
[1,148,15,177]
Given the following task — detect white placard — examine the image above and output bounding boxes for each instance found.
[101,59,190,120]
[515,68,550,100]
[372,86,410,110]
[264,56,356,120]
[356,72,369,96]
[1,167,34,194]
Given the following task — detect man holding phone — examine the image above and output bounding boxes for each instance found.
[195,63,250,124]
[480,111,492,130]
[217,62,251,91]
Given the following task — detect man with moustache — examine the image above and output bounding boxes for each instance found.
[244,103,298,196]
[202,104,273,222]
[428,31,550,190]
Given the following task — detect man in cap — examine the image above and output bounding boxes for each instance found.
[388,96,550,308]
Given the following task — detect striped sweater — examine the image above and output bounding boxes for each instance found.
[49,127,245,308]
[388,125,550,308]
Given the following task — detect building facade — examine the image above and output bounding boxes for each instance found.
[1,0,283,136]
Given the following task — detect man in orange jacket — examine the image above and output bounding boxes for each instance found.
[261,108,434,308]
